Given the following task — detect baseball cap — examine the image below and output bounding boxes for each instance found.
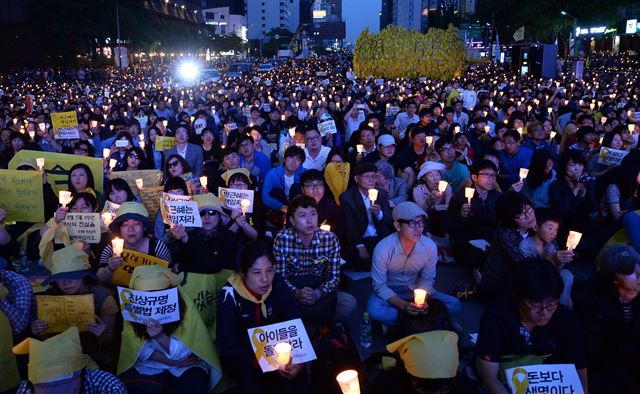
[377,134,396,147]
[599,244,640,275]
[393,201,427,221]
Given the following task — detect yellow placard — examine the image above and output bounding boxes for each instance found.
[36,294,95,334]
[0,169,44,223]
[110,249,169,286]
[9,150,104,194]
[139,186,164,218]
[110,169,163,198]
[155,136,177,152]
[51,111,79,129]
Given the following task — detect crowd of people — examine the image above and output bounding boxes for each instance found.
[0,53,639,394]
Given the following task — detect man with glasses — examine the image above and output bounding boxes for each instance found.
[302,128,331,171]
[301,169,343,239]
[367,202,461,329]
[237,133,270,182]
[165,124,203,177]
[499,129,532,191]
[435,137,471,193]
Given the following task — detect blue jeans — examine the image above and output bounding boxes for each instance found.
[366,288,462,326]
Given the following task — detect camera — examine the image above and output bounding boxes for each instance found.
[578,174,596,183]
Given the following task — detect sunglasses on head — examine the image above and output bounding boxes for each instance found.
[167,161,179,168]
[200,209,218,216]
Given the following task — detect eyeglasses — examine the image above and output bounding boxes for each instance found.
[303,182,324,190]
[477,172,497,179]
[200,209,218,216]
[523,301,559,314]
[399,219,426,228]
[240,141,253,149]
[167,161,180,168]
[358,174,377,180]
[516,206,534,220]
[305,135,320,142]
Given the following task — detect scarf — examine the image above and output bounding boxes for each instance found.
[228,273,271,318]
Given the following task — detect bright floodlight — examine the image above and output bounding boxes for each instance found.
[177,61,200,81]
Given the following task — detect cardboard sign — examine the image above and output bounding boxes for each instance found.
[155,136,176,151]
[9,151,104,194]
[110,169,163,198]
[160,193,200,227]
[0,169,44,223]
[318,120,338,136]
[246,318,316,372]
[51,111,80,139]
[64,213,101,243]
[505,364,583,394]
[218,188,254,213]
[117,286,179,324]
[597,147,629,166]
[139,186,164,218]
[194,118,207,135]
[36,294,95,334]
[110,249,170,286]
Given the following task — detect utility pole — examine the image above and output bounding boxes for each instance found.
[115,0,123,67]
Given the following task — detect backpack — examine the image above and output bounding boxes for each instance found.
[311,322,362,394]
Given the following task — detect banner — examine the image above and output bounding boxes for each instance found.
[117,286,179,324]
[110,249,169,286]
[318,120,338,136]
[110,169,163,198]
[0,169,44,223]
[139,186,163,218]
[51,111,80,139]
[513,26,525,42]
[505,364,583,394]
[246,318,316,372]
[36,294,95,334]
[155,136,176,151]
[218,188,254,213]
[63,213,101,243]
[9,151,104,194]
[597,147,629,166]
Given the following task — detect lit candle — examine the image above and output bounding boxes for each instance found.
[38,122,46,131]
[36,157,45,171]
[438,180,448,193]
[566,231,582,251]
[356,144,364,154]
[464,187,474,204]
[368,189,378,204]
[601,116,607,124]
[162,120,168,127]
[549,131,556,140]
[199,176,209,189]
[516,127,523,136]
[320,224,331,232]
[58,191,72,207]
[454,125,460,134]
[109,159,117,169]
[111,237,124,257]
[138,134,145,142]
[519,168,529,182]
[103,148,111,158]
[274,342,292,366]
[484,125,490,133]
[288,128,296,138]
[426,136,433,146]
[101,212,113,227]
[628,124,635,133]
[135,178,144,190]
[240,199,251,215]
[413,289,427,307]
[336,370,360,394]
[547,107,552,114]
[139,140,145,149]
[28,130,35,139]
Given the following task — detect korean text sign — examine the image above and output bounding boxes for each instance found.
[36,294,95,334]
[64,213,101,243]
[218,188,254,213]
[51,111,80,139]
[0,169,44,223]
[505,364,583,394]
[160,193,202,227]
[117,286,179,324]
[246,318,316,372]
[110,249,169,286]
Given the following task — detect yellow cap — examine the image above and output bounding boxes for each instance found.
[43,243,96,286]
[129,265,180,291]
[193,193,223,213]
[386,330,459,379]
[13,327,85,384]
[221,168,252,186]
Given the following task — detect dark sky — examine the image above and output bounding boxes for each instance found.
[343,0,381,44]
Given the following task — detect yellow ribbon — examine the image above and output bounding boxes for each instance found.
[119,289,138,320]
[511,367,529,394]
[251,328,278,369]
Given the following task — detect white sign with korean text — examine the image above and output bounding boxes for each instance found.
[64,213,101,243]
[318,120,338,136]
[160,193,201,227]
[117,286,180,324]
[218,188,254,213]
[505,364,583,394]
[597,147,629,166]
[386,106,400,118]
[247,318,316,372]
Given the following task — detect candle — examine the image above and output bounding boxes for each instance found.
[413,289,427,307]
[549,131,556,140]
[135,178,144,190]
[38,122,46,131]
[109,159,117,169]
[599,136,604,145]
[484,125,490,133]
[139,140,145,150]
[58,191,72,207]
[138,134,145,141]
[101,212,113,227]
[240,199,251,215]
[368,189,378,204]
[199,176,208,188]
[426,136,433,146]
[454,125,460,134]
[320,224,331,232]
[547,107,552,114]
[464,187,474,204]
[566,231,582,251]
[274,342,292,366]
[601,116,607,124]
[162,120,168,127]
[336,370,360,394]
[111,237,124,257]
[36,157,45,171]
[516,127,523,136]
[356,144,364,153]
[438,180,448,193]
[288,128,296,138]
[28,130,35,139]
[628,124,635,133]
[519,168,529,181]
[103,148,111,158]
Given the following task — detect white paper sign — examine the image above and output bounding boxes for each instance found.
[117,286,180,324]
[254,77,261,83]
[375,79,384,86]
[469,239,491,251]
[321,79,330,85]
[218,188,254,213]
[318,120,337,136]
[386,106,400,117]
[243,108,252,118]
[64,213,101,243]
[53,126,81,140]
[505,364,583,394]
[316,71,327,77]
[247,318,316,372]
[160,193,201,227]
[597,147,629,166]
[135,116,148,130]
[194,118,207,135]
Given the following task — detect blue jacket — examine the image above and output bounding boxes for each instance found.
[239,151,271,183]
[262,165,306,210]
[499,148,533,189]
[521,138,559,163]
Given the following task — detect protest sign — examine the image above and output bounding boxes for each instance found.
[316,71,327,77]
[110,249,170,286]
[218,188,254,213]
[102,200,120,216]
[597,147,629,166]
[135,115,148,129]
[63,213,101,243]
[51,111,80,139]
[505,364,583,394]
[318,120,338,136]
[110,169,163,198]
[0,169,44,223]
[139,186,164,218]
[194,118,207,134]
[246,318,316,372]
[117,286,180,324]
[155,136,176,151]
[160,197,202,227]
[375,78,385,86]
[386,105,400,117]
[9,151,103,194]
[36,294,95,334]
[242,108,251,118]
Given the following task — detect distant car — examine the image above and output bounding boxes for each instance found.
[257,63,275,72]
[227,62,253,78]
[200,68,220,83]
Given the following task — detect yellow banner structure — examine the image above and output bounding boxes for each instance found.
[353,24,466,80]
[0,169,44,223]
[9,151,104,194]
[110,169,163,198]
[111,249,169,286]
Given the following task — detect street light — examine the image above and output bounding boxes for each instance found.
[560,10,578,56]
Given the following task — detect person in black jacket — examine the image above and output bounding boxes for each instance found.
[216,240,307,394]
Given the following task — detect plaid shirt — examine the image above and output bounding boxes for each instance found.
[17,369,127,393]
[273,227,340,298]
[0,269,34,334]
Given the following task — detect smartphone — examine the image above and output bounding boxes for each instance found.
[115,140,128,148]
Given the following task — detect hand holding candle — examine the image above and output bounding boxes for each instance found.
[109,159,117,169]
[59,191,72,207]
[199,176,208,189]
[101,212,114,227]
[426,136,433,146]
[519,168,529,182]
[240,198,251,215]
[111,237,124,257]
[320,224,331,232]
[36,157,45,171]
[274,342,292,367]
[356,144,364,154]
[437,180,448,193]
[103,148,111,159]
[464,187,474,204]
[368,189,378,204]
[566,231,582,252]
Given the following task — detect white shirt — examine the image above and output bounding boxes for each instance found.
[394,112,420,139]
[303,145,331,171]
[345,117,361,142]
[134,335,206,377]
[284,174,295,196]
[359,190,383,238]
[461,89,477,110]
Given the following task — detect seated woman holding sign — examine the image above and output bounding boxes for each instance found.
[222,168,263,241]
[118,265,223,393]
[97,202,172,285]
[475,258,588,394]
[216,240,308,394]
[30,244,118,371]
